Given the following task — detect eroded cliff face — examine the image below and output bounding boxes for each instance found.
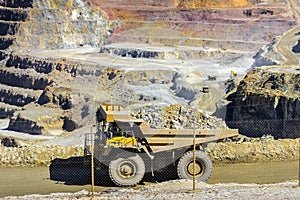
[0,52,82,134]
[0,0,117,135]
[226,66,300,138]
[0,1,32,51]
[0,0,116,51]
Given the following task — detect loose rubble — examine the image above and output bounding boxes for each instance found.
[0,142,83,167]
[207,138,299,164]
[130,104,227,130]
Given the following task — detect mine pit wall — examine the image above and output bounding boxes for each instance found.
[0,55,81,133]
[0,69,49,90]
[0,0,116,52]
[0,22,20,36]
[5,54,54,74]
[0,52,111,134]
[10,0,116,51]
[0,0,117,134]
[101,1,294,53]
[0,88,37,107]
[100,46,160,59]
[226,95,300,139]
[225,67,300,139]
[8,116,43,135]
[0,107,15,119]
[0,8,29,21]
[0,1,32,52]
[0,38,14,51]
[0,0,34,8]
[0,51,6,61]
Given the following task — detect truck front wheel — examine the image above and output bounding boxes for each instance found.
[177,151,212,182]
[109,153,145,187]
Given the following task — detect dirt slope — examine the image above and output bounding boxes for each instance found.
[275,0,300,65]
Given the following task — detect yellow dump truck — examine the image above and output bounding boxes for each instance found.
[84,104,238,186]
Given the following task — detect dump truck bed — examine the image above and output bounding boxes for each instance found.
[98,104,239,153]
[106,120,238,153]
[140,125,238,153]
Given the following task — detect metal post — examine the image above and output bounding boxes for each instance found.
[298,140,300,187]
[90,126,95,197]
[193,121,196,191]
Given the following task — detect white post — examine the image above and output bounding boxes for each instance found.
[193,120,196,191]
[90,126,95,197]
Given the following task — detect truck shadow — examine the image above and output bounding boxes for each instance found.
[49,156,178,186]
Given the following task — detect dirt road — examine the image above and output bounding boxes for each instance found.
[276,0,300,65]
[0,161,298,198]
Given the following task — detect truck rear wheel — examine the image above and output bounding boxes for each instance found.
[177,151,212,182]
[109,153,145,187]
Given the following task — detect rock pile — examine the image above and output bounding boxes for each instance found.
[0,143,83,167]
[130,104,227,129]
[207,138,299,164]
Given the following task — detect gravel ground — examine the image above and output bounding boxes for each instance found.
[3,180,299,200]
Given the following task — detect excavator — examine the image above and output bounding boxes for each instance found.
[84,104,239,186]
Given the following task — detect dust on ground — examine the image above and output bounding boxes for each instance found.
[0,161,298,198]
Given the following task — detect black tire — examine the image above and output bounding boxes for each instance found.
[109,153,145,187]
[177,151,212,182]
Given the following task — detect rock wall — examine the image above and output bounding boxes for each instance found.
[0,0,116,135]
[225,66,300,138]
[0,0,116,51]
[8,116,44,135]
[5,54,54,73]
[292,40,300,53]
[0,0,34,8]
[0,86,38,107]
[0,1,32,51]
[0,68,49,90]
[0,104,17,119]
[0,52,98,134]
